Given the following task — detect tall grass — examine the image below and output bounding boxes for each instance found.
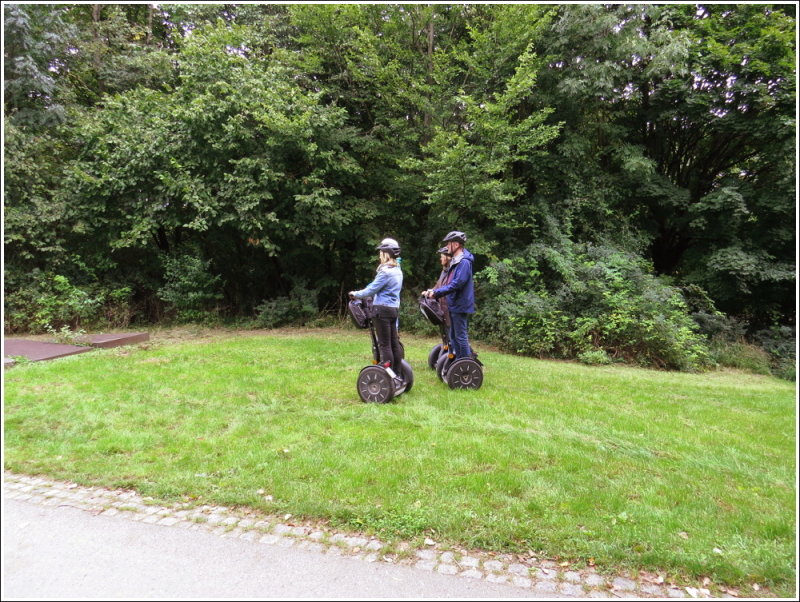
[3,328,796,593]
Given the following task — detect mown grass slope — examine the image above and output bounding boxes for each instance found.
[4,329,796,592]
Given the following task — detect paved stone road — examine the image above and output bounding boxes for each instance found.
[3,472,741,598]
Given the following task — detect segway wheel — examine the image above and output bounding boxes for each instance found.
[400,359,414,394]
[446,358,484,390]
[357,366,395,403]
[435,353,453,382]
[427,344,442,370]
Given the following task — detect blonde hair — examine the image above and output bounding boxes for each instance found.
[379,251,398,268]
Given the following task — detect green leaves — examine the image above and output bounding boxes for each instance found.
[474,242,710,370]
[405,35,561,256]
[3,4,794,333]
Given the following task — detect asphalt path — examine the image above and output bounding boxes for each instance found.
[3,498,552,599]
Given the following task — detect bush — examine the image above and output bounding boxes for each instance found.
[578,349,612,365]
[4,271,102,333]
[101,286,135,329]
[473,242,710,371]
[4,267,142,333]
[254,283,318,328]
[753,326,796,381]
[157,254,224,323]
[398,292,439,336]
[709,341,773,376]
[45,324,88,346]
[686,287,795,381]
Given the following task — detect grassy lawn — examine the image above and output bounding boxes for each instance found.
[3,328,796,594]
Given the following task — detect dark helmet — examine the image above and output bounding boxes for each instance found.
[376,237,401,257]
[441,231,467,244]
[437,246,453,256]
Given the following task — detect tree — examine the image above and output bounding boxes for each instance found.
[3,3,71,127]
[61,22,368,314]
[3,4,795,337]
[404,43,561,258]
[55,4,175,107]
[531,4,795,324]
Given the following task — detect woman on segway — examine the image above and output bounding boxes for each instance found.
[349,238,405,376]
[420,246,454,370]
[434,246,453,329]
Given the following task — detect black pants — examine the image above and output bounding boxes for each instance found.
[373,305,404,371]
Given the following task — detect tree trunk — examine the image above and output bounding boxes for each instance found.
[422,18,434,142]
[91,4,104,95]
[146,4,154,46]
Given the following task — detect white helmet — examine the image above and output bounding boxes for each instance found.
[376,237,401,258]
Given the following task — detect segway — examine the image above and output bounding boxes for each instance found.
[419,296,484,389]
[349,298,414,403]
[419,294,450,370]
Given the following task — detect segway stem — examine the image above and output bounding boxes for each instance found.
[367,315,381,364]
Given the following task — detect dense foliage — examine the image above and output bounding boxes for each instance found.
[3,4,796,375]
[473,241,710,371]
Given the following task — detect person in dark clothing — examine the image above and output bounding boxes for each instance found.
[349,238,405,373]
[425,231,475,360]
[434,246,453,329]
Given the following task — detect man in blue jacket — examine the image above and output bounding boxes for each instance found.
[425,231,475,360]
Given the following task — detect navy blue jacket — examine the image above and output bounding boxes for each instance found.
[433,249,475,314]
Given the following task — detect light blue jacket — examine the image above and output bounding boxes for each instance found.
[353,264,403,308]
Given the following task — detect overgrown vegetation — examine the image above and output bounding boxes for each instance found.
[4,4,796,376]
[474,242,710,371]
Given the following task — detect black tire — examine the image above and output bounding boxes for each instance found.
[446,358,484,390]
[435,353,453,382]
[427,344,442,370]
[357,365,395,403]
[400,359,414,394]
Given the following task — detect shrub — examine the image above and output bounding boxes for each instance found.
[37,274,100,330]
[4,268,141,333]
[753,326,796,381]
[101,286,135,329]
[578,349,612,365]
[709,341,773,375]
[254,283,318,328]
[398,292,439,336]
[45,324,88,346]
[4,271,102,333]
[157,254,224,323]
[474,242,710,371]
[686,287,795,381]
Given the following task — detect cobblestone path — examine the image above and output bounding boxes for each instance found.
[4,472,747,598]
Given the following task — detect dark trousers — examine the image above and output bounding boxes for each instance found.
[373,305,404,371]
[449,311,472,359]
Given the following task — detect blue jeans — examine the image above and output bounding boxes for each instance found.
[448,312,472,359]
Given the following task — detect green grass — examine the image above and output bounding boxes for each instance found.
[3,328,796,594]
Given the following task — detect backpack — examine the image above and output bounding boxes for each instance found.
[348,298,373,329]
[419,295,445,326]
